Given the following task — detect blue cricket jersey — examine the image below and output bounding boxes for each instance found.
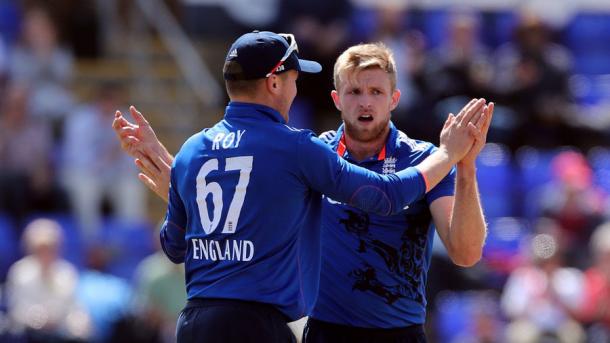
[160,102,429,321]
[311,122,456,328]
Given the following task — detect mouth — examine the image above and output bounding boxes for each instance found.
[358,114,374,122]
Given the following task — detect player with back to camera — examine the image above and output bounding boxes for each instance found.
[113,32,489,343]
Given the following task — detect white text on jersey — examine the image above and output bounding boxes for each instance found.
[212,130,246,150]
[192,238,254,261]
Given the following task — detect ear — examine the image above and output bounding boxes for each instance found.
[389,89,401,111]
[265,75,280,95]
[331,90,342,111]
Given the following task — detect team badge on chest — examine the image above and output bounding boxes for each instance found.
[382,157,397,174]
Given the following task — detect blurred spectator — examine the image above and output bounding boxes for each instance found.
[0,84,69,228]
[277,0,352,131]
[424,11,497,144]
[493,12,575,149]
[131,228,186,343]
[579,222,610,340]
[54,0,101,58]
[5,219,90,342]
[428,12,493,103]
[534,151,607,267]
[369,3,433,140]
[61,82,145,236]
[501,230,585,342]
[77,244,133,343]
[9,5,74,141]
[0,35,7,90]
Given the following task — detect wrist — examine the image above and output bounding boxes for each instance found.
[456,163,477,179]
[436,146,453,164]
[439,145,461,165]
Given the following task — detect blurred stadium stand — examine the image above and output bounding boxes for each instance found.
[1,0,610,341]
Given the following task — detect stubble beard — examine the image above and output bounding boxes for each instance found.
[344,116,390,143]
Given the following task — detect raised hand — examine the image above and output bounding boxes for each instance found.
[135,154,171,203]
[112,106,171,163]
[458,102,494,168]
[439,98,486,164]
[112,105,174,201]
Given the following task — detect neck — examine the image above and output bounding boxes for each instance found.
[344,125,390,161]
[230,95,288,122]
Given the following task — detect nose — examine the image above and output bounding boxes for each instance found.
[359,94,372,108]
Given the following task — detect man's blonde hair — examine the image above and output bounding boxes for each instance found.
[333,42,397,91]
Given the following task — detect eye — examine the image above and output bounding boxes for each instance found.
[371,89,382,95]
[349,88,361,95]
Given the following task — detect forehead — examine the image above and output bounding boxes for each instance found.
[340,68,392,89]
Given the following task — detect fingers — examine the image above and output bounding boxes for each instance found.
[138,172,169,203]
[482,102,494,136]
[130,106,150,127]
[138,173,158,193]
[474,107,486,129]
[117,126,137,139]
[458,99,478,118]
[156,155,172,170]
[459,98,486,126]
[135,155,161,176]
[443,113,455,130]
[113,111,133,132]
[467,122,481,138]
[121,136,141,149]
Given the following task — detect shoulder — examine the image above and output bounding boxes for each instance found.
[395,130,435,155]
[174,129,209,166]
[318,130,337,144]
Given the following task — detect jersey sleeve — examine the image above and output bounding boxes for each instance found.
[296,131,426,216]
[425,165,456,205]
[160,162,188,264]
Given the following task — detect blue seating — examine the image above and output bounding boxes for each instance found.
[349,7,377,42]
[564,13,610,54]
[588,147,610,194]
[0,214,19,282]
[564,13,610,75]
[515,147,560,191]
[487,10,517,49]
[420,9,450,49]
[0,0,21,45]
[573,53,610,75]
[477,143,516,217]
[571,74,602,106]
[97,217,155,281]
[483,217,529,271]
[434,291,501,342]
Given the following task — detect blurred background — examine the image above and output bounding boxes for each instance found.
[1,0,610,342]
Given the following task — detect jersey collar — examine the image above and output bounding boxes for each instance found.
[224,101,287,124]
[334,122,398,162]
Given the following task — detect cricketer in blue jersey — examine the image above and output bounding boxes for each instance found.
[301,44,492,343]
[112,33,489,343]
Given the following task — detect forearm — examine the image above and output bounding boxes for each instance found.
[160,219,186,264]
[414,147,456,193]
[447,164,486,266]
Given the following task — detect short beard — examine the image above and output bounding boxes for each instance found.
[343,116,390,143]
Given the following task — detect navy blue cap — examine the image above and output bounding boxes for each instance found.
[223,31,322,81]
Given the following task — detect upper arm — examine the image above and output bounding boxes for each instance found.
[296,131,425,215]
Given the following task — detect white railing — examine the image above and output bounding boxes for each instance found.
[135,0,223,107]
